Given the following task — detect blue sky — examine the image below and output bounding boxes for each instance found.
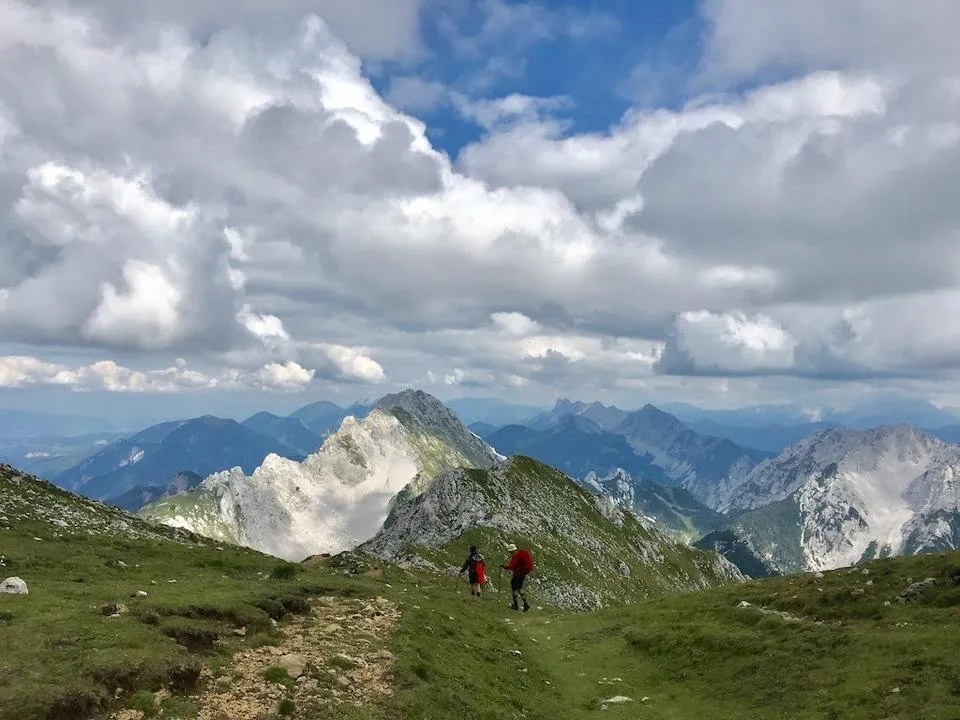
[370,0,705,157]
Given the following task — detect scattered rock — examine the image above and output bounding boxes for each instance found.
[115,710,143,720]
[814,572,824,580]
[100,603,128,617]
[601,696,633,704]
[372,649,394,661]
[898,578,937,604]
[278,653,307,679]
[133,590,148,598]
[737,601,751,608]
[0,577,27,594]
[330,652,365,669]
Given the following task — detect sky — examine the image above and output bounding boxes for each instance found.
[2,0,960,422]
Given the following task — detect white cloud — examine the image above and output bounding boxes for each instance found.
[451,92,572,130]
[255,361,316,391]
[0,0,959,409]
[662,311,797,374]
[387,76,448,113]
[699,0,960,84]
[0,356,315,393]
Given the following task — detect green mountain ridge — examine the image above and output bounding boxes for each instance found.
[360,455,744,610]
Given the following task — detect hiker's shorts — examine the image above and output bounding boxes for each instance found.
[511,574,526,592]
[468,571,480,585]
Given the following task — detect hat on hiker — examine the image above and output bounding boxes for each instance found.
[506,543,517,552]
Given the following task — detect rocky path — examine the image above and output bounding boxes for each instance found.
[114,594,401,720]
[200,595,400,719]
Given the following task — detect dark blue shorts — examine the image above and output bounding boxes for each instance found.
[511,574,527,592]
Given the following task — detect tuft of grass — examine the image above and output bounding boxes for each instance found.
[262,666,292,685]
[270,563,300,580]
[128,689,158,718]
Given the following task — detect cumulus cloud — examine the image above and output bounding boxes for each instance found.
[657,311,797,375]
[1,0,959,406]
[0,356,314,392]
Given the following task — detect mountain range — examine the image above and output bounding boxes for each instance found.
[52,416,306,504]
[138,390,501,561]
[482,401,770,516]
[6,388,960,581]
[698,425,960,574]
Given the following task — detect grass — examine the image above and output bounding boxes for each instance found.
[4,463,960,720]
[0,475,389,720]
[380,550,960,720]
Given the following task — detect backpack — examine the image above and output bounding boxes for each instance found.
[516,548,534,575]
[474,557,486,585]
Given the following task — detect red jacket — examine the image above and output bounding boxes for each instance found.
[502,548,534,578]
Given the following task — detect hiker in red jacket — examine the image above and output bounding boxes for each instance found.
[502,543,534,612]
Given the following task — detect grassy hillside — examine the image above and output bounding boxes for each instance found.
[4,462,960,720]
[380,549,960,720]
[362,456,743,610]
[0,465,388,720]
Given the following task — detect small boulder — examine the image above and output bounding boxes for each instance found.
[899,577,937,604]
[100,602,128,617]
[330,653,365,669]
[0,577,27,595]
[278,653,307,678]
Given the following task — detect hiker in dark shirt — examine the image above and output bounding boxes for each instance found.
[459,545,486,598]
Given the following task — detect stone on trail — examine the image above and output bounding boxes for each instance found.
[278,653,307,678]
[0,577,27,594]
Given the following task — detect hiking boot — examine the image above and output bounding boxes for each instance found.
[510,601,519,611]
[522,602,530,612]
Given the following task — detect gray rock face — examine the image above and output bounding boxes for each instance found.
[1,577,28,594]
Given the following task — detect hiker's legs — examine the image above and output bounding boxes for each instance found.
[511,575,530,611]
[510,575,530,610]
[471,581,481,598]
